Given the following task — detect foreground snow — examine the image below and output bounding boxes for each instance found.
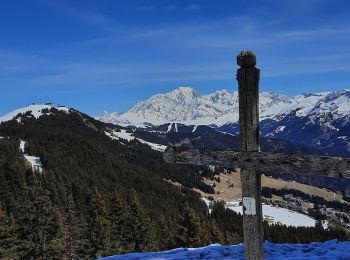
[99,240,350,259]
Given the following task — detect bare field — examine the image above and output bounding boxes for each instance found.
[195,170,346,203]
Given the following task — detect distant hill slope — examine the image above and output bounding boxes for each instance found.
[0,105,221,258]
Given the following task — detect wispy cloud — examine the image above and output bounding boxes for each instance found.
[38,0,121,30]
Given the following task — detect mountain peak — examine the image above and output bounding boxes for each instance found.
[168,86,201,99]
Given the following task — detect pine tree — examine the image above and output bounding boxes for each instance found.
[104,192,125,255]
[182,205,201,247]
[206,220,222,245]
[154,215,173,250]
[174,213,187,248]
[174,205,202,248]
[0,208,20,258]
[16,183,63,259]
[86,188,110,258]
[122,199,151,252]
[61,191,90,259]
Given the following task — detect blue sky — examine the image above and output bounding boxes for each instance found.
[1,0,350,116]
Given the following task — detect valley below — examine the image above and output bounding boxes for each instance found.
[192,170,350,230]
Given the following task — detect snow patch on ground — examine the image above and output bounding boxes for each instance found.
[227,200,316,228]
[137,139,167,152]
[24,155,43,173]
[99,240,350,260]
[108,129,134,142]
[19,140,26,153]
[0,104,70,123]
[105,129,167,152]
[19,140,43,173]
[203,198,318,228]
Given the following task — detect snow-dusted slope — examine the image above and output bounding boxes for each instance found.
[105,129,167,152]
[100,87,350,127]
[100,240,350,259]
[0,104,70,123]
[19,140,43,173]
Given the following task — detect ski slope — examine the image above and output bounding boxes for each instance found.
[105,129,167,152]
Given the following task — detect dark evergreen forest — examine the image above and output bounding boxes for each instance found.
[0,108,348,259]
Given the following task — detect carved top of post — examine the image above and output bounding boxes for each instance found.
[237,50,256,68]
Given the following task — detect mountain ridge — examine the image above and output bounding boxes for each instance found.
[99,86,350,128]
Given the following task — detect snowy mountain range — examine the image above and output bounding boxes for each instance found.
[100,86,350,127]
[100,87,350,156]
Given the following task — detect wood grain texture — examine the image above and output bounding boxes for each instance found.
[163,147,350,178]
[237,66,260,152]
[240,169,263,259]
[237,51,264,260]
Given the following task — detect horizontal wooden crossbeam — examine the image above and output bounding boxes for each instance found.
[164,147,350,179]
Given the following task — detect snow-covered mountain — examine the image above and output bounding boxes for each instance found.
[100,87,350,156]
[100,86,350,127]
[0,104,169,154]
[0,104,70,123]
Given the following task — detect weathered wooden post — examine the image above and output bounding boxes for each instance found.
[237,51,264,260]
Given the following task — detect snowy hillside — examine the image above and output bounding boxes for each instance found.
[0,104,70,123]
[100,240,350,259]
[19,140,43,173]
[99,87,350,127]
[0,104,167,153]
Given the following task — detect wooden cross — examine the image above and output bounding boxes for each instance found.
[164,51,350,260]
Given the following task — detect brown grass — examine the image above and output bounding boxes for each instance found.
[194,170,346,203]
